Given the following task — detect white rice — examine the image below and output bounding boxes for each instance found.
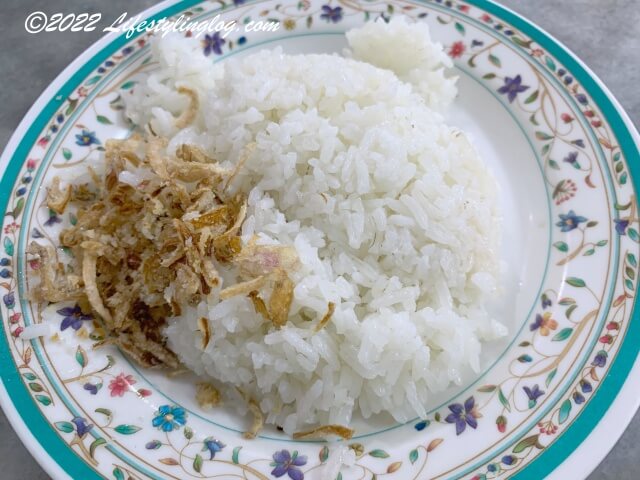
[125,17,506,434]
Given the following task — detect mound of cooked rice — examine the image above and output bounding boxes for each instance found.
[121,17,506,434]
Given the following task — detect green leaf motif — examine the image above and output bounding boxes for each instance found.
[90,438,107,459]
[511,36,532,48]
[545,368,557,387]
[477,385,497,393]
[613,152,621,162]
[22,373,36,381]
[55,421,75,433]
[620,173,628,185]
[488,54,501,67]
[62,148,72,161]
[232,446,242,464]
[66,98,78,116]
[409,448,419,464]
[628,228,639,242]
[627,253,637,267]
[524,90,539,104]
[12,198,25,218]
[193,453,203,473]
[114,424,141,435]
[96,115,113,125]
[553,241,568,253]
[512,434,540,453]
[541,144,551,156]
[535,131,553,141]
[565,277,586,288]
[596,240,608,247]
[482,73,496,80]
[455,22,465,35]
[75,346,88,368]
[559,399,571,424]
[552,328,573,341]
[518,354,533,363]
[95,408,112,419]
[565,304,577,319]
[35,395,52,406]
[85,76,101,86]
[184,426,193,439]
[369,449,390,459]
[558,297,575,305]
[498,388,511,412]
[113,467,124,480]
[120,81,137,90]
[319,445,329,463]
[336,473,343,480]
[519,341,531,347]
[28,382,44,392]
[626,267,636,280]
[625,279,634,291]
[548,159,559,170]
[545,55,556,72]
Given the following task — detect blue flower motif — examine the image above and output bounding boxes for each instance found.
[202,33,225,56]
[573,391,585,404]
[497,75,529,103]
[152,405,187,432]
[0,269,11,279]
[563,151,578,165]
[541,293,552,309]
[44,210,62,227]
[575,93,588,105]
[445,396,479,435]
[592,350,608,368]
[83,382,99,395]
[57,305,92,331]
[320,5,343,23]
[271,450,307,480]
[502,455,516,466]
[71,417,93,438]
[556,210,587,232]
[0,258,9,266]
[523,384,544,408]
[233,0,246,4]
[614,218,629,235]
[414,419,430,431]
[471,39,484,48]
[579,379,592,394]
[32,228,44,239]
[75,130,100,147]
[3,292,15,309]
[487,463,498,473]
[146,440,162,450]
[202,437,226,459]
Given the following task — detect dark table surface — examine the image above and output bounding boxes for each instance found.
[0,0,638,478]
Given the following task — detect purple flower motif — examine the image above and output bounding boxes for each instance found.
[71,417,93,438]
[471,39,484,48]
[233,0,246,4]
[445,396,479,435]
[556,210,587,232]
[44,209,62,227]
[57,305,92,331]
[32,228,44,239]
[523,384,544,408]
[502,455,516,466]
[541,293,552,309]
[573,391,585,404]
[579,379,592,394]
[75,130,100,147]
[497,75,529,103]
[592,349,608,367]
[83,382,98,395]
[270,450,307,480]
[202,33,225,56]
[614,218,629,235]
[202,437,226,459]
[320,5,343,23]
[563,151,578,165]
[146,440,162,450]
[3,292,14,309]
[575,93,588,105]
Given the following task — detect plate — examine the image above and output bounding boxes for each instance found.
[1,1,639,479]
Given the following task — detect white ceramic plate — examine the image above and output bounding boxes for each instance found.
[1,1,639,479]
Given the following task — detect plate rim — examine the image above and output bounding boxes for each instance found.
[0,0,638,479]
